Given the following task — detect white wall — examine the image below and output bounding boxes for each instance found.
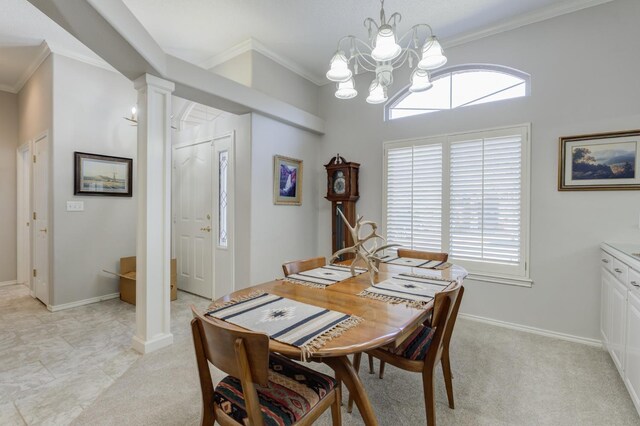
[51,54,137,306]
[211,50,320,116]
[316,0,640,341]
[0,90,19,283]
[249,113,321,284]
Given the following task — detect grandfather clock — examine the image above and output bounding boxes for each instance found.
[325,154,360,260]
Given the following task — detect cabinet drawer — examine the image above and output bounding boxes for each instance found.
[613,258,629,285]
[630,268,640,295]
[601,251,614,272]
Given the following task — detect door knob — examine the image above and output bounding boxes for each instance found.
[200,226,212,232]
[40,228,47,233]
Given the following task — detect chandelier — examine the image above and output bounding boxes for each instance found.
[326,0,448,104]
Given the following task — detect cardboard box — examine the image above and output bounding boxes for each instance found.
[118,256,177,305]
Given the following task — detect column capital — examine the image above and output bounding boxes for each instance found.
[134,73,175,93]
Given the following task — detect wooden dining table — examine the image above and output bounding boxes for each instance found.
[211,261,468,426]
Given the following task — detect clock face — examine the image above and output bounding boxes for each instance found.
[333,171,346,195]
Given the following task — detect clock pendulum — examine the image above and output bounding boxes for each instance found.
[324,154,360,260]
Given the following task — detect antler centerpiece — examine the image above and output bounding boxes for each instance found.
[330,208,398,284]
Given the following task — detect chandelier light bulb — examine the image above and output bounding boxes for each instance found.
[366,79,388,104]
[335,78,358,99]
[418,36,447,70]
[409,68,433,92]
[326,51,352,82]
[371,25,402,62]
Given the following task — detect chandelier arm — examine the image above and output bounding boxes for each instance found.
[363,17,380,34]
[396,24,435,46]
[388,12,401,27]
[390,48,421,69]
[336,35,358,52]
[354,56,377,74]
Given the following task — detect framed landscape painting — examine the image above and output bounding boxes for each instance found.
[558,130,640,191]
[74,152,133,197]
[273,155,303,205]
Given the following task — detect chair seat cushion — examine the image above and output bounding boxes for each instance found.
[392,325,435,361]
[213,353,336,425]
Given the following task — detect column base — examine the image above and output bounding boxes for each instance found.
[132,332,174,354]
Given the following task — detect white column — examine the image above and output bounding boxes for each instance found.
[132,74,175,354]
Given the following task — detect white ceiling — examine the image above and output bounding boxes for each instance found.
[0,0,609,92]
[122,0,586,84]
[0,0,102,92]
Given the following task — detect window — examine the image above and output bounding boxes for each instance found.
[384,125,530,284]
[218,150,228,248]
[386,65,530,120]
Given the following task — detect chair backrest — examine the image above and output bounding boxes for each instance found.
[442,286,464,351]
[191,307,270,385]
[397,249,448,262]
[282,256,326,276]
[424,282,461,366]
[191,307,270,425]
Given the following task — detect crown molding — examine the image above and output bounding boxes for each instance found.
[4,41,51,94]
[201,38,325,86]
[46,41,118,74]
[5,40,119,94]
[443,0,615,48]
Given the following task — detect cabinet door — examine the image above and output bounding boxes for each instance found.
[625,291,640,411]
[601,271,611,346]
[610,277,627,373]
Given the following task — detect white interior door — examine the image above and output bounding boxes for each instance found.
[33,134,49,304]
[212,132,235,299]
[173,140,214,298]
[16,143,31,287]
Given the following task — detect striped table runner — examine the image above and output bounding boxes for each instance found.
[284,264,367,288]
[378,255,451,270]
[206,292,362,360]
[359,274,454,309]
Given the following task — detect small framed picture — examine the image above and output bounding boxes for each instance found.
[74,152,133,197]
[273,155,303,205]
[558,130,640,191]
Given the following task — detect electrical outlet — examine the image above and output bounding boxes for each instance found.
[66,201,84,212]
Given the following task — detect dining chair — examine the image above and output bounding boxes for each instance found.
[365,249,450,375]
[282,256,326,276]
[191,307,342,426]
[349,283,463,426]
[397,248,449,262]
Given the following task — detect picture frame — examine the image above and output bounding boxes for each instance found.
[74,152,133,197]
[558,130,640,191]
[273,155,303,205]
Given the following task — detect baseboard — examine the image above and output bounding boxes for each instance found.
[459,313,603,348]
[47,293,120,312]
[0,280,18,287]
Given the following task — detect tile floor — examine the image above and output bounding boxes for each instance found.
[0,284,210,426]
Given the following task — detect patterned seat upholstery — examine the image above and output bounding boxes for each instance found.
[392,325,436,361]
[214,353,337,426]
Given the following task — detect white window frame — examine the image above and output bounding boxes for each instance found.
[385,64,531,121]
[383,124,532,287]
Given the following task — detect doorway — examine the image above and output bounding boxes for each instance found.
[16,142,31,289]
[172,132,235,299]
[32,133,49,304]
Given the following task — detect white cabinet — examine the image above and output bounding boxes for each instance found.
[601,243,640,416]
[610,275,627,373]
[601,272,610,345]
[626,290,640,410]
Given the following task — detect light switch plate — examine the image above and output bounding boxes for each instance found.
[66,201,84,212]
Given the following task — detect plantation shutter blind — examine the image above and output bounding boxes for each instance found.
[449,133,523,268]
[386,144,443,252]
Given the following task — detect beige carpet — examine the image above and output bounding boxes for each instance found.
[72,319,639,425]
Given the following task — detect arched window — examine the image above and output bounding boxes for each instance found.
[386,64,530,120]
